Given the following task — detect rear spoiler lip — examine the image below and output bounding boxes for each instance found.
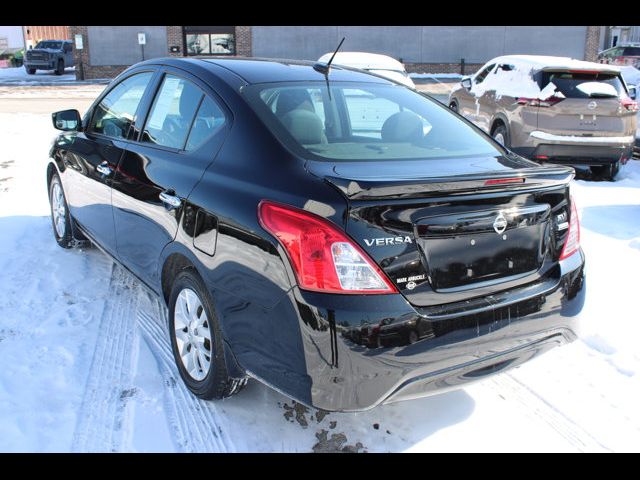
[322,167,575,200]
[537,66,622,75]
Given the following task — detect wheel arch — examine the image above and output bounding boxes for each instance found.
[490,113,509,136]
[158,243,247,379]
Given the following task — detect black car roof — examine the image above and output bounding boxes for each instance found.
[137,56,394,86]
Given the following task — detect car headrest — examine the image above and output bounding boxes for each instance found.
[276,89,315,117]
[381,111,424,143]
[281,109,328,145]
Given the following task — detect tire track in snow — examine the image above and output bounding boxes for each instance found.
[488,373,612,452]
[136,291,236,453]
[71,263,140,452]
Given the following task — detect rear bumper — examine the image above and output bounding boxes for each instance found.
[239,249,585,412]
[513,140,634,166]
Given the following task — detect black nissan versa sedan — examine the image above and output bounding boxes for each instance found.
[47,57,586,412]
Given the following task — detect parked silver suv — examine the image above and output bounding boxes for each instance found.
[448,55,638,180]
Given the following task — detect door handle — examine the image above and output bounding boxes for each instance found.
[96,162,112,176]
[159,190,182,209]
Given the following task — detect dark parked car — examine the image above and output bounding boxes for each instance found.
[24,40,74,75]
[47,57,585,412]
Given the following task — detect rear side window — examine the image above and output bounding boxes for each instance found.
[623,47,640,56]
[89,72,154,139]
[540,71,625,98]
[185,96,226,151]
[142,74,203,150]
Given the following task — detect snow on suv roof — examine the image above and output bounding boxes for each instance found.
[317,51,405,71]
[492,55,621,74]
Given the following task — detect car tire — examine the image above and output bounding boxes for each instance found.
[608,161,621,181]
[591,162,620,181]
[49,174,76,249]
[26,67,36,75]
[449,101,458,113]
[492,123,510,148]
[55,60,64,76]
[168,268,248,400]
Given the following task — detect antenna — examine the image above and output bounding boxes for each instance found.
[313,37,345,100]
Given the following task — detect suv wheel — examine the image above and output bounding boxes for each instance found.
[26,67,36,75]
[449,101,458,113]
[55,59,64,76]
[49,174,75,248]
[591,161,620,181]
[168,269,248,400]
[492,124,510,148]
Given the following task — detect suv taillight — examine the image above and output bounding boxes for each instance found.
[621,97,639,113]
[560,197,581,260]
[516,95,565,108]
[258,201,397,294]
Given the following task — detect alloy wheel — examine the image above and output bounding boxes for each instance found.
[51,182,66,238]
[173,288,212,381]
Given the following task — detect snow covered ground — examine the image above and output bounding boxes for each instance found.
[0,66,76,85]
[1,91,640,452]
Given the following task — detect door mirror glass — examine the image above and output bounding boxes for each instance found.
[461,77,472,90]
[52,109,81,131]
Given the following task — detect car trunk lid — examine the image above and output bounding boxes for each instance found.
[307,155,574,307]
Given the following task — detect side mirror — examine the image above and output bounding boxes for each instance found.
[461,76,472,90]
[629,86,637,100]
[52,109,81,131]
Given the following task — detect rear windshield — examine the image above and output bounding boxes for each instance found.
[539,71,625,98]
[623,47,640,56]
[35,41,62,50]
[243,81,501,161]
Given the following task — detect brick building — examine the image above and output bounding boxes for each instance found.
[70,26,604,80]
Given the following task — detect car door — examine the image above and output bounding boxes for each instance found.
[468,63,497,132]
[111,67,230,287]
[61,70,157,257]
[458,63,495,126]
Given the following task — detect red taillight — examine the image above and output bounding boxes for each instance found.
[621,97,639,112]
[258,201,397,294]
[534,155,549,160]
[560,197,581,260]
[516,95,564,108]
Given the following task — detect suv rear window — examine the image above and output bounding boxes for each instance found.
[244,82,501,161]
[538,71,626,98]
[622,47,640,56]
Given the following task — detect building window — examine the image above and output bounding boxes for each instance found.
[184,27,235,56]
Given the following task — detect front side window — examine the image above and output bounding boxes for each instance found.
[141,74,203,150]
[474,64,496,85]
[246,82,502,161]
[89,72,154,139]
